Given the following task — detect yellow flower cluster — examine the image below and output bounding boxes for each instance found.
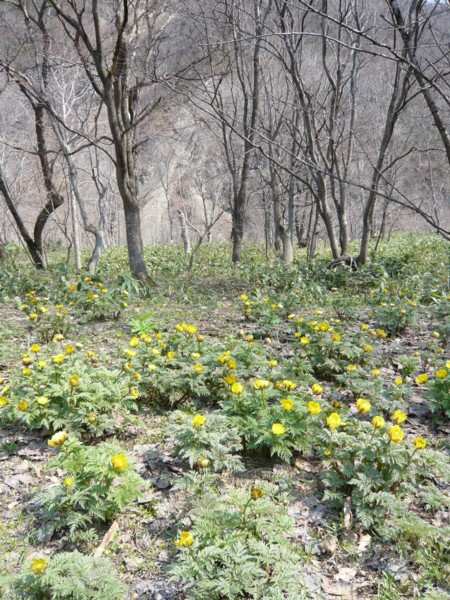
[175,322,198,335]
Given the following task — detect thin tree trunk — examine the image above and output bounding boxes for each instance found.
[70,188,82,272]
[88,230,106,273]
[178,209,191,255]
[0,165,45,268]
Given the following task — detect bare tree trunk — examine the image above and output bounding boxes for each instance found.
[307,205,319,260]
[0,164,45,268]
[231,192,245,263]
[178,209,192,255]
[87,231,106,273]
[69,188,82,272]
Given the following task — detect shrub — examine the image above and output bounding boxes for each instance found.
[167,410,243,472]
[1,340,137,437]
[170,483,307,599]
[3,551,127,599]
[318,415,435,530]
[34,438,144,536]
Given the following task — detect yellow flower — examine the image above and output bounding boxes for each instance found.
[17,400,29,412]
[175,531,193,548]
[192,414,206,428]
[446,360,450,370]
[129,336,140,347]
[360,323,369,331]
[166,351,176,361]
[318,321,330,332]
[300,336,311,346]
[0,396,9,408]
[48,431,69,448]
[193,363,205,375]
[307,401,321,416]
[64,344,76,355]
[250,486,264,500]
[63,476,75,488]
[147,363,157,372]
[326,412,342,431]
[389,425,404,443]
[346,364,358,373]
[414,437,427,450]
[275,379,296,391]
[231,382,244,395]
[68,374,80,388]
[394,375,403,386]
[391,410,407,425]
[197,457,210,468]
[30,344,41,354]
[268,359,278,368]
[111,453,129,473]
[217,351,231,364]
[372,415,385,429]
[124,349,136,359]
[280,398,295,412]
[311,383,323,395]
[435,368,448,380]
[36,396,49,406]
[363,344,374,353]
[224,374,237,385]
[253,379,271,390]
[271,422,286,436]
[53,334,64,342]
[331,333,342,343]
[356,398,371,414]
[86,412,97,424]
[22,367,32,377]
[52,354,65,365]
[130,387,140,399]
[22,354,33,366]
[415,373,429,385]
[191,352,201,360]
[226,358,237,370]
[31,558,48,575]
[28,313,38,322]
[239,293,249,302]
[67,283,77,293]
[376,329,388,339]
[371,368,381,378]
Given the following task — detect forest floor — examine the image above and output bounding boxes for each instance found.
[0,239,449,600]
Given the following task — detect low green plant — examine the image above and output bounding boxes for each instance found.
[319,415,436,530]
[170,483,307,599]
[372,300,417,336]
[1,340,137,436]
[64,276,128,322]
[167,410,243,472]
[18,292,73,342]
[2,551,127,599]
[426,364,450,418]
[34,438,144,537]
